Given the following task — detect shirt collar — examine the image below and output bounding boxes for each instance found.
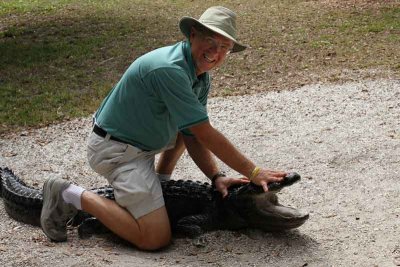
[182,41,199,84]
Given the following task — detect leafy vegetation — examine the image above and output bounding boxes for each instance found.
[0,0,399,134]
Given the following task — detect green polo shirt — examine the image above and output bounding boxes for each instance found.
[95,41,210,151]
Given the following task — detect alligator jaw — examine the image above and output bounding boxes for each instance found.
[251,192,309,231]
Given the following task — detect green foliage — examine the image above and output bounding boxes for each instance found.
[0,0,399,134]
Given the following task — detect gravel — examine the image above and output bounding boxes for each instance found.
[1,79,399,267]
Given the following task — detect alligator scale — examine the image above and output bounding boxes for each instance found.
[0,167,309,238]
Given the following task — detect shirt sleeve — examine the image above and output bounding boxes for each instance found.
[143,67,209,131]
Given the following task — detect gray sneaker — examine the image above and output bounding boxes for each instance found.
[40,177,77,242]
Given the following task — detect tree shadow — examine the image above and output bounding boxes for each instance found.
[0,12,179,72]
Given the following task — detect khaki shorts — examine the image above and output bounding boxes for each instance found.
[87,131,171,219]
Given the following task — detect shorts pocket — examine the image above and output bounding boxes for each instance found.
[87,138,129,176]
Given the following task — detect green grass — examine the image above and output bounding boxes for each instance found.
[0,0,69,14]
[0,0,399,134]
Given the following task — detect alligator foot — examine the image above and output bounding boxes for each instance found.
[192,236,208,247]
[78,217,110,238]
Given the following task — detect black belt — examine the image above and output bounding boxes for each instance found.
[93,125,128,144]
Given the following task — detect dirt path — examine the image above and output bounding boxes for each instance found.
[1,79,399,266]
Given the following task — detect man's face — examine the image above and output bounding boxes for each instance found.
[190,27,234,76]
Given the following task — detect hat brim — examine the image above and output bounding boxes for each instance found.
[179,17,247,53]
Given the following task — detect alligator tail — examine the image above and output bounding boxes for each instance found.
[0,167,43,226]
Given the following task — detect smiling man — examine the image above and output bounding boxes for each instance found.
[40,6,288,250]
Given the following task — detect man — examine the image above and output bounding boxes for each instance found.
[40,6,287,250]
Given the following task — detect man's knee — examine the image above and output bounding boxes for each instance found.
[137,227,171,250]
[136,206,172,250]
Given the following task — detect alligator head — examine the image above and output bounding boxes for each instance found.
[215,173,309,232]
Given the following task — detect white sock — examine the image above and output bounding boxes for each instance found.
[157,173,171,181]
[62,184,85,210]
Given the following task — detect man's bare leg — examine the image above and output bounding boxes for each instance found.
[78,134,186,250]
[81,191,171,250]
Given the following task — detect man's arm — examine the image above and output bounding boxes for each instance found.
[189,121,255,178]
[189,121,287,191]
[182,134,219,179]
[156,130,223,179]
[156,133,186,175]
[183,131,250,197]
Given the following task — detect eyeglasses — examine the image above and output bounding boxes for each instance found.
[202,36,234,55]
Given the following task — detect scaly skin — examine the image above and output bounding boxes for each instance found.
[0,167,309,238]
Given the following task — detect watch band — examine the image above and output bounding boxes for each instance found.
[211,171,226,186]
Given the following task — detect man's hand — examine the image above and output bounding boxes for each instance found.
[214,176,250,198]
[251,168,287,192]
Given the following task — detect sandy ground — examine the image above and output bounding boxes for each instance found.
[0,79,399,267]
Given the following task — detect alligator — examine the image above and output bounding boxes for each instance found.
[0,167,309,238]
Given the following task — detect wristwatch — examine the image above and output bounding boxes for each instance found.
[210,171,226,186]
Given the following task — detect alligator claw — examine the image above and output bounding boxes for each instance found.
[192,236,208,247]
[78,217,110,239]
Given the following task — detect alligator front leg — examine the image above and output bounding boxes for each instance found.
[174,214,209,238]
[77,217,110,238]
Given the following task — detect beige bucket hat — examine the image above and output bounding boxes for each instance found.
[179,6,247,53]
